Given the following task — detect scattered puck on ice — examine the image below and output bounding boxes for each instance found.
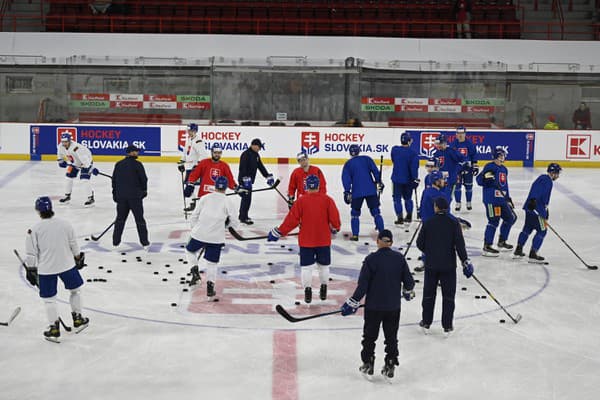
[98,266,104,269]
[137,259,142,262]
[405,230,409,233]
[414,279,420,283]
[482,295,487,299]
[186,273,191,277]
[200,270,204,274]
[146,261,151,265]
[179,281,185,285]
[165,264,170,268]
[221,270,228,274]
[87,279,92,282]
[280,245,285,248]
[364,242,369,246]
[267,262,273,266]
[499,319,506,323]
[329,277,333,281]
[343,233,349,237]
[213,298,219,302]
[121,259,127,263]
[475,295,481,299]
[107,270,112,273]
[179,245,185,248]
[162,278,168,282]
[270,280,275,284]
[154,271,159,275]
[295,301,301,305]
[183,261,188,264]
[168,271,173,274]
[407,257,412,260]
[171,303,177,307]
[85,238,90,241]
[183,288,188,292]
[461,287,467,291]
[121,252,126,256]
[288,248,293,252]
[178,258,184,262]
[93,278,98,282]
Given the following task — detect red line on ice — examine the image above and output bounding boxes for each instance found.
[272,330,298,400]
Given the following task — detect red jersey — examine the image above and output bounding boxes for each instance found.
[188,158,237,198]
[278,191,341,247]
[287,165,327,197]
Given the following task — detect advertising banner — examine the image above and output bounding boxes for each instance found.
[535,130,600,162]
[30,125,161,159]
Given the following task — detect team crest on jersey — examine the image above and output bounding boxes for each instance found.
[210,168,221,182]
[458,147,468,156]
[56,127,77,143]
[437,155,445,167]
[499,172,507,185]
[301,131,320,155]
[420,132,440,157]
[177,129,187,152]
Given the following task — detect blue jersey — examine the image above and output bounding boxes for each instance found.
[420,186,450,222]
[451,138,478,165]
[390,145,419,184]
[342,155,381,198]
[433,147,465,185]
[523,174,553,219]
[476,161,510,206]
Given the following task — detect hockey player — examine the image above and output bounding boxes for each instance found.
[390,132,420,224]
[419,170,449,223]
[287,152,327,208]
[177,123,209,182]
[476,147,516,256]
[238,138,276,225]
[341,229,415,380]
[423,157,441,189]
[342,144,384,241]
[268,175,341,304]
[450,126,479,211]
[184,143,241,203]
[185,176,238,298]
[24,196,88,342]
[514,163,562,263]
[433,134,467,207]
[57,132,95,206]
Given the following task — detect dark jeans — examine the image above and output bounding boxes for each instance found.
[361,308,400,364]
[421,268,456,329]
[113,197,148,246]
[238,190,252,221]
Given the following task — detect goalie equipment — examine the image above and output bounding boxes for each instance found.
[304,174,320,191]
[35,196,53,212]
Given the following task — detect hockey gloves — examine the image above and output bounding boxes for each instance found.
[376,181,385,194]
[287,196,295,209]
[58,160,68,168]
[411,178,421,190]
[483,171,495,185]
[462,259,474,278]
[526,198,537,211]
[26,267,39,287]
[343,191,352,205]
[266,174,275,187]
[177,161,186,173]
[341,297,360,316]
[402,288,415,301]
[75,252,86,270]
[234,185,248,197]
[91,168,99,176]
[267,227,282,242]
[183,185,195,198]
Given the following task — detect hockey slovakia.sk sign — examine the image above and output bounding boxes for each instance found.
[29,125,161,159]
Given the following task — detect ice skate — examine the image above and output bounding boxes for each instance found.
[207,281,216,297]
[59,193,71,204]
[359,356,375,380]
[304,287,312,304]
[482,243,500,257]
[189,265,201,287]
[443,327,454,338]
[43,320,60,343]
[349,235,359,241]
[455,203,461,212]
[319,284,327,301]
[528,249,546,264]
[240,218,254,225]
[497,239,514,251]
[404,213,412,223]
[513,245,525,259]
[72,312,89,334]
[394,216,404,225]
[419,320,430,335]
[381,359,398,382]
[466,202,472,211]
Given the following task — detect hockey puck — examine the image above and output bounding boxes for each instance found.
[200,270,204,274]
[364,242,369,246]
[107,270,112,273]
[165,264,170,268]
[183,288,188,292]
[171,303,177,307]
[461,287,467,291]
[414,279,420,283]
[162,278,167,282]
[407,257,412,260]
[99,279,107,283]
[213,298,219,302]
[270,280,275,284]
[280,245,285,248]
[475,295,481,299]
[98,266,104,269]
[186,273,191,277]
[288,248,294,252]
[121,252,126,256]
[329,277,333,281]
[87,279,92,282]
[146,261,151,265]
[168,271,173,274]
[405,229,409,233]
[499,319,506,323]
[221,270,228,274]
[137,259,142,262]
[343,233,349,237]
[93,278,98,282]
[179,244,185,248]
[183,261,188,264]
[295,301,301,305]
[85,237,90,241]
[121,259,127,263]
[482,295,487,299]
[178,258,184,262]
[154,271,159,275]
[268,262,273,266]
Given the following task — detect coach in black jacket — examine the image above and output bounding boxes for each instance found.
[416,197,474,335]
[112,145,149,248]
[341,229,415,378]
[237,138,275,224]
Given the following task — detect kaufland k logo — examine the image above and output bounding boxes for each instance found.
[301,131,320,155]
[177,129,187,152]
[420,132,440,157]
[566,134,591,159]
[57,127,77,143]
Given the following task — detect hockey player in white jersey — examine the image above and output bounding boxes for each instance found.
[57,132,95,206]
[24,196,89,342]
[177,123,209,181]
[185,175,238,299]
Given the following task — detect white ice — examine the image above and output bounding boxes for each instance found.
[1,160,599,400]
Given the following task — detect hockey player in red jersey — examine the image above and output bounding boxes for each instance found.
[184,143,241,204]
[287,152,327,208]
[268,175,341,304]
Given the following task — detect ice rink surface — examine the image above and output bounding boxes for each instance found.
[1,160,599,400]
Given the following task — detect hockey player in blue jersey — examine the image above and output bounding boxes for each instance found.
[513,163,562,263]
[342,144,384,241]
[433,134,467,207]
[423,157,440,189]
[390,132,420,224]
[476,147,516,256]
[450,126,478,211]
[419,171,449,223]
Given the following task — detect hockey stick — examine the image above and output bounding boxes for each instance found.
[273,185,289,203]
[13,249,38,287]
[225,178,282,196]
[471,274,522,324]
[90,222,115,241]
[58,317,72,332]
[414,187,420,215]
[180,169,189,220]
[96,171,112,179]
[377,155,384,200]
[228,226,298,241]
[275,303,365,323]
[545,221,598,270]
[402,221,422,257]
[0,307,21,327]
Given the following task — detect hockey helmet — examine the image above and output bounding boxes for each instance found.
[547,163,562,174]
[349,144,360,156]
[493,147,507,160]
[188,123,198,132]
[60,132,72,142]
[429,170,445,182]
[400,132,412,145]
[35,196,53,213]
[211,143,223,153]
[435,134,448,145]
[456,126,467,135]
[296,151,308,161]
[214,176,228,191]
[304,174,320,191]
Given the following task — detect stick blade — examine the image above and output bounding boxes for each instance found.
[275,304,299,323]
[0,307,21,327]
[586,265,598,270]
[513,314,522,324]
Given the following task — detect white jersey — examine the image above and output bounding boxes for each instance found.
[189,192,238,244]
[57,140,93,169]
[181,135,209,170]
[25,217,80,275]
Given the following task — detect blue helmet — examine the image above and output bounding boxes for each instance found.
[188,123,198,132]
[35,196,53,212]
[214,176,228,191]
[211,143,223,153]
[349,144,360,156]
[304,174,320,191]
[547,163,562,174]
[493,147,507,160]
[429,170,445,182]
[60,132,72,142]
[435,134,447,145]
[400,132,412,145]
